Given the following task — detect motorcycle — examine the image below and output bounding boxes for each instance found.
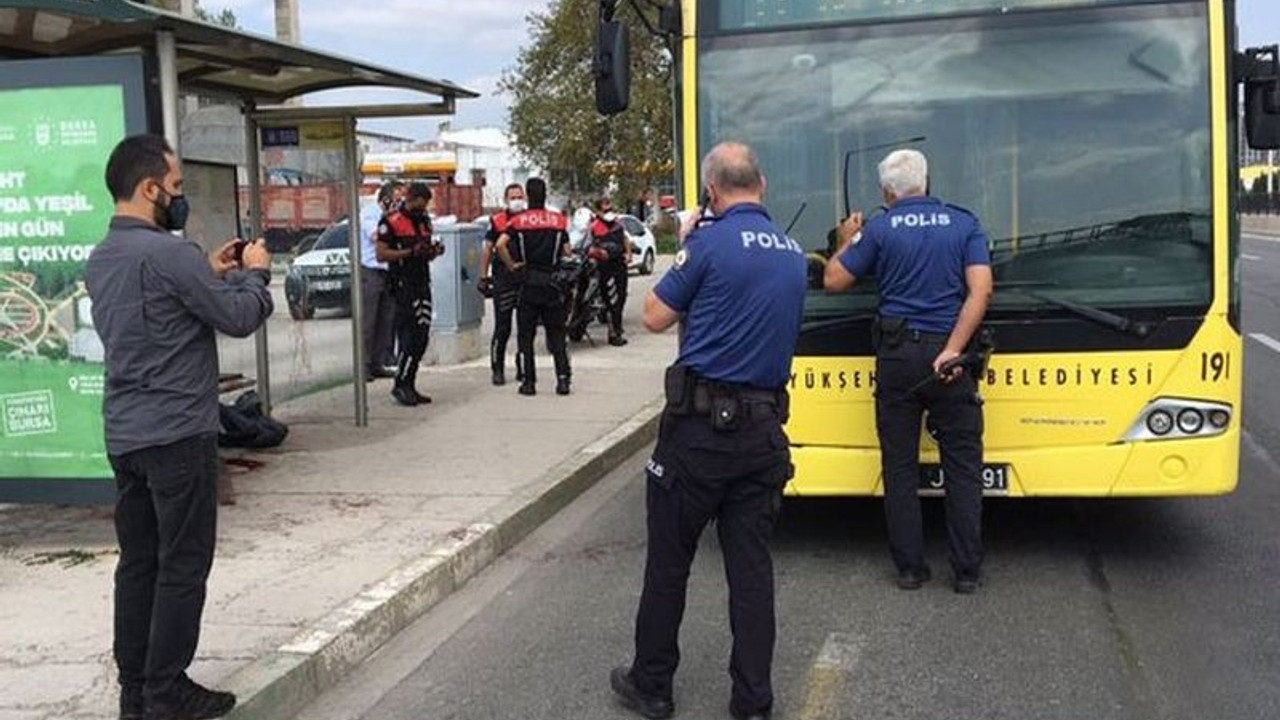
[563,245,612,343]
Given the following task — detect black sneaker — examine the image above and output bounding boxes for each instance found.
[954,571,981,595]
[518,384,537,396]
[492,368,506,386]
[412,390,433,405]
[391,385,419,407]
[145,677,236,720]
[120,684,144,720]
[556,378,571,396]
[896,565,932,591]
[610,666,674,720]
[608,335,629,347]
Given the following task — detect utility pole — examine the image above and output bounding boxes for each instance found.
[275,0,300,44]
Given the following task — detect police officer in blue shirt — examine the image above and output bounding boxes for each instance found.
[824,149,994,595]
[611,143,807,720]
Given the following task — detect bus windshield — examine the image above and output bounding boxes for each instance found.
[696,3,1214,319]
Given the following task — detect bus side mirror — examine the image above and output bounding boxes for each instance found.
[595,20,631,115]
[1242,45,1280,150]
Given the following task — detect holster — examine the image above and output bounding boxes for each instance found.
[871,316,907,353]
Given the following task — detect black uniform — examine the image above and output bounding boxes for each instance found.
[378,210,438,397]
[590,215,629,342]
[621,203,807,718]
[835,195,992,582]
[485,210,524,380]
[506,207,571,390]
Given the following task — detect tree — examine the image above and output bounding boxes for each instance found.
[146,0,238,28]
[501,0,673,206]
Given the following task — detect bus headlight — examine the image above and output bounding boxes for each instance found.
[1146,410,1174,436]
[1176,409,1205,435]
[1125,399,1232,442]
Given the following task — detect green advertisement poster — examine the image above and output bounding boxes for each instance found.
[0,85,128,480]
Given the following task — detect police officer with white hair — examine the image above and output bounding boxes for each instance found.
[824,149,993,594]
[611,142,806,720]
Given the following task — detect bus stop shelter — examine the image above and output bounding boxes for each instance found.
[0,0,478,501]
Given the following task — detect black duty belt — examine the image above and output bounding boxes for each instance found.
[664,364,788,427]
[904,329,949,343]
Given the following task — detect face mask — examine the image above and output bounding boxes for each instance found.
[602,212,618,223]
[153,188,190,232]
[508,199,527,213]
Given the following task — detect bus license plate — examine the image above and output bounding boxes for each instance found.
[919,464,1009,495]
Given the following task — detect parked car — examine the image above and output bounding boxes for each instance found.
[285,219,352,320]
[618,213,657,276]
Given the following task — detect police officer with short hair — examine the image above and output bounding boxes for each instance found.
[495,177,573,396]
[823,149,994,594]
[611,142,807,720]
[480,183,528,385]
[376,182,443,407]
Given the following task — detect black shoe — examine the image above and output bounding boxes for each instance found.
[391,385,419,407]
[896,565,932,591]
[556,378,571,396]
[608,334,629,347]
[954,571,981,595]
[367,365,396,379]
[610,667,674,720]
[492,368,506,386]
[518,384,537,396]
[120,684,144,720]
[412,390,432,405]
[145,677,236,720]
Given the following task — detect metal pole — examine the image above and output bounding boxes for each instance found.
[244,110,273,416]
[157,31,180,152]
[345,116,369,427]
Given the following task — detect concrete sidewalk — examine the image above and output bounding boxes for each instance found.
[0,275,674,720]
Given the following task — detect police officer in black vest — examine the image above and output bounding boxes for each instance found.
[495,177,573,396]
[610,143,807,720]
[824,149,994,594]
[376,182,443,407]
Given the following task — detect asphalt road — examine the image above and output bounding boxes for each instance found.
[289,236,1280,720]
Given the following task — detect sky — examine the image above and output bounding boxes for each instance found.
[216,0,1280,141]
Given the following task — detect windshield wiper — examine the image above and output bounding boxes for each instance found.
[1014,289,1153,338]
[801,313,876,335]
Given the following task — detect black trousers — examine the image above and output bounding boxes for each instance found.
[490,278,523,375]
[110,433,219,700]
[631,409,791,716]
[394,281,432,389]
[360,268,397,371]
[517,286,570,386]
[876,336,985,575]
[598,260,628,337]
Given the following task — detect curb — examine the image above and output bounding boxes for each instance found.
[222,398,664,720]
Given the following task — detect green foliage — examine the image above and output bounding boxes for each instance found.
[146,0,238,28]
[501,0,673,205]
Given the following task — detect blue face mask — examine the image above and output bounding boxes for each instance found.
[154,188,190,232]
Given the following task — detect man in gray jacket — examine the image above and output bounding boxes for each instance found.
[86,135,273,720]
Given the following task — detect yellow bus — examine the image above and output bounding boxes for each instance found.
[597,0,1280,496]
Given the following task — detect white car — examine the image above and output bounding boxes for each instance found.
[617,213,658,276]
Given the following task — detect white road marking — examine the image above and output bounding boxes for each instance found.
[1244,233,1280,243]
[1243,254,1263,261]
[1248,333,1280,355]
[796,632,862,720]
